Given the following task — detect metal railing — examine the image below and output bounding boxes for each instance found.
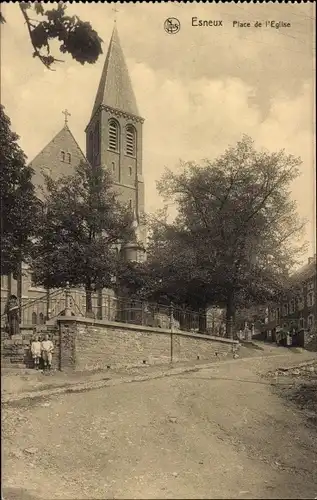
[1,286,220,335]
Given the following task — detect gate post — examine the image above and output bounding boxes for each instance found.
[64,282,72,317]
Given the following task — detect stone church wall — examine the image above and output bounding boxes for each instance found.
[57,317,238,371]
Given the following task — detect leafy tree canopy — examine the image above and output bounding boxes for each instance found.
[31,161,134,310]
[0,105,40,275]
[1,2,103,69]
[135,136,306,334]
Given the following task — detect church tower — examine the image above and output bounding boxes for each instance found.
[85,24,145,221]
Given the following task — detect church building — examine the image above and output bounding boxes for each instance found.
[1,24,146,318]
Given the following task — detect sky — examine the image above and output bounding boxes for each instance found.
[1,2,316,261]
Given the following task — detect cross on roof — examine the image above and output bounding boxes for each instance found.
[62,109,71,125]
[112,5,119,22]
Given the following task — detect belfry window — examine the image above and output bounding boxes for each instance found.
[67,153,71,164]
[108,119,119,152]
[126,125,136,157]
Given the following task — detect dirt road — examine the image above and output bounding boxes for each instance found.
[2,352,317,499]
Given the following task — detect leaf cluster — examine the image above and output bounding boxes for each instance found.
[31,162,133,290]
[0,105,40,275]
[18,2,103,69]
[128,136,306,315]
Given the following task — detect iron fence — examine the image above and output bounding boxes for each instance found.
[1,286,218,335]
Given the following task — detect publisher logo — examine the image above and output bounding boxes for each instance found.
[164,18,181,35]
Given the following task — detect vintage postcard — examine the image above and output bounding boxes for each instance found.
[1,1,316,499]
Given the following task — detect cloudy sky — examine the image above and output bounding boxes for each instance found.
[1,2,316,259]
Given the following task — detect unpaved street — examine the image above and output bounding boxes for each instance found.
[3,352,317,499]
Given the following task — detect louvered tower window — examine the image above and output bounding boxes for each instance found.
[126,125,136,157]
[108,119,119,152]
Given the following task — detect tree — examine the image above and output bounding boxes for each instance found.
[0,2,102,69]
[31,161,133,312]
[146,136,306,337]
[0,105,39,277]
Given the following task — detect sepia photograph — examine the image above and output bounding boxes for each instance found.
[1,1,316,499]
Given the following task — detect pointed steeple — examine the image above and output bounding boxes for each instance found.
[91,24,139,119]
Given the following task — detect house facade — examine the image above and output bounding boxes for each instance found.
[267,255,316,334]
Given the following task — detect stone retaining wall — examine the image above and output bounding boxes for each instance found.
[57,317,239,371]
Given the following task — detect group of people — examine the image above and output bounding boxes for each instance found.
[30,333,54,371]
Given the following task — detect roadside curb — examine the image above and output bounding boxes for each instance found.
[3,351,316,405]
[277,359,317,370]
[2,363,210,405]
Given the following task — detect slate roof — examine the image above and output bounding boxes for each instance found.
[91,24,139,119]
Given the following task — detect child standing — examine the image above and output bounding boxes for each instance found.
[41,333,54,371]
[30,334,42,370]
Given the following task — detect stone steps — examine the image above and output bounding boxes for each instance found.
[1,323,59,369]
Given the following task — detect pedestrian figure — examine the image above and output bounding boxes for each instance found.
[286,330,292,347]
[41,333,54,371]
[276,328,282,346]
[4,295,20,337]
[238,329,244,341]
[30,333,42,370]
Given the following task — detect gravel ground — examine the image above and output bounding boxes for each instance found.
[2,351,317,500]
[266,361,317,427]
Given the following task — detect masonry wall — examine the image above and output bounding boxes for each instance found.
[58,317,238,371]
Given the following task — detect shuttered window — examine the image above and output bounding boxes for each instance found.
[126,125,136,157]
[108,120,119,151]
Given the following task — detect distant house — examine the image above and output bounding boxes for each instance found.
[267,255,316,333]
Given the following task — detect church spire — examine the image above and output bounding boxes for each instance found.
[90,24,139,120]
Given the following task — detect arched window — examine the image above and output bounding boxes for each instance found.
[32,312,37,325]
[39,312,44,324]
[126,125,136,157]
[108,119,119,152]
[61,150,65,162]
[129,166,133,176]
[307,291,314,307]
[128,199,133,209]
[67,153,71,164]
[112,161,115,172]
[307,315,314,329]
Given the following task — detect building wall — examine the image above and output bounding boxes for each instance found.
[58,317,238,371]
[86,107,145,217]
[1,268,47,323]
[268,258,316,332]
[30,126,86,197]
